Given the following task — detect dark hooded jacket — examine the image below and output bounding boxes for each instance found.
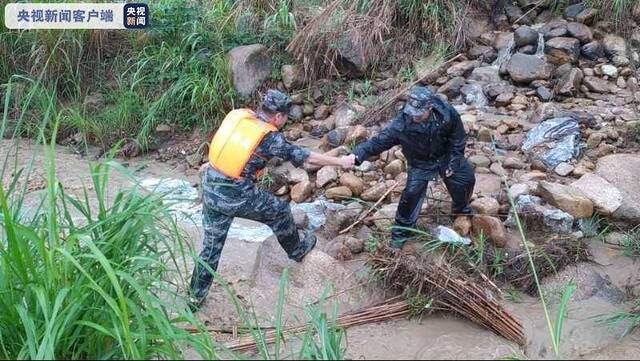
[352,96,467,174]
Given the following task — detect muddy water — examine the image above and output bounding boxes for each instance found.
[3,138,640,359]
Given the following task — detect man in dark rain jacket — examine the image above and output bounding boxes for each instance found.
[347,86,476,249]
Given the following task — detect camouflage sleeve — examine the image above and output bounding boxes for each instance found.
[259,132,311,167]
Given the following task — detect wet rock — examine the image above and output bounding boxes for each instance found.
[281,64,304,90]
[229,44,271,97]
[484,82,516,99]
[438,77,466,98]
[470,197,500,215]
[537,181,594,219]
[316,166,338,188]
[384,159,405,177]
[472,215,506,247]
[340,172,365,196]
[567,22,593,44]
[322,128,348,150]
[333,103,358,128]
[522,116,582,168]
[453,216,472,237]
[596,154,640,222]
[361,183,388,202]
[571,173,622,215]
[469,66,502,83]
[603,35,627,57]
[506,53,553,84]
[545,37,581,65]
[468,45,498,63]
[581,41,605,61]
[447,60,480,77]
[314,104,330,120]
[468,155,491,168]
[291,181,314,203]
[564,3,586,20]
[514,26,539,48]
[536,87,553,102]
[541,20,568,39]
[519,45,536,55]
[555,67,583,96]
[554,162,574,176]
[583,76,611,93]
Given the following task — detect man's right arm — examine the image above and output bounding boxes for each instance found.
[351,122,400,165]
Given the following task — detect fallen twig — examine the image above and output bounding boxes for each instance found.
[339,181,399,234]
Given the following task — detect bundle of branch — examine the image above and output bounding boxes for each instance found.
[221,298,411,353]
[368,246,525,345]
[486,238,592,295]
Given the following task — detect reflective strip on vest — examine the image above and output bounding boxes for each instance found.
[208,109,277,179]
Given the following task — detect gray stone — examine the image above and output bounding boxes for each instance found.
[536,87,553,102]
[581,41,605,61]
[333,103,358,128]
[316,166,339,188]
[506,53,553,84]
[229,44,271,97]
[555,67,583,96]
[545,37,581,65]
[468,45,498,63]
[514,26,539,48]
[601,65,618,78]
[447,60,480,77]
[282,64,304,90]
[468,155,491,168]
[583,76,612,93]
[438,77,466,98]
[567,22,593,43]
[469,66,502,83]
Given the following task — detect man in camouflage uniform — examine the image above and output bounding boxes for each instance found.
[348,86,476,249]
[190,90,354,310]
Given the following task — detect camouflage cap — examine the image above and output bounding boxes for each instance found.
[403,86,435,118]
[262,89,293,114]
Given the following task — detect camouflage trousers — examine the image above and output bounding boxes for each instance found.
[189,167,305,301]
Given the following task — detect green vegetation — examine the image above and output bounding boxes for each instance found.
[621,225,640,258]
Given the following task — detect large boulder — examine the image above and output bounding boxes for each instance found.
[537,181,594,219]
[336,32,368,74]
[438,77,466,98]
[506,53,553,84]
[514,26,539,48]
[567,22,593,44]
[545,37,581,64]
[581,41,605,61]
[571,173,622,216]
[554,67,583,96]
[229,44,271,97]
[583,76,612,93]
[602,35,627,57]
[469,66,502,83]
[596,154,640,222]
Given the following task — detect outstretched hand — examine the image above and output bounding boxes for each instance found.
[339,154,356,169]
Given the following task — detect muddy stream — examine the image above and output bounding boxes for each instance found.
[2,138,640,360]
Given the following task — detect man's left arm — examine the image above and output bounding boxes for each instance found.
[447,109,467,175]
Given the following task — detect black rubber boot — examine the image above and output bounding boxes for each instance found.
[291,230,317,262]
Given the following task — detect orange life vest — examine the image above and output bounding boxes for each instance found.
[208,109,277,179]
